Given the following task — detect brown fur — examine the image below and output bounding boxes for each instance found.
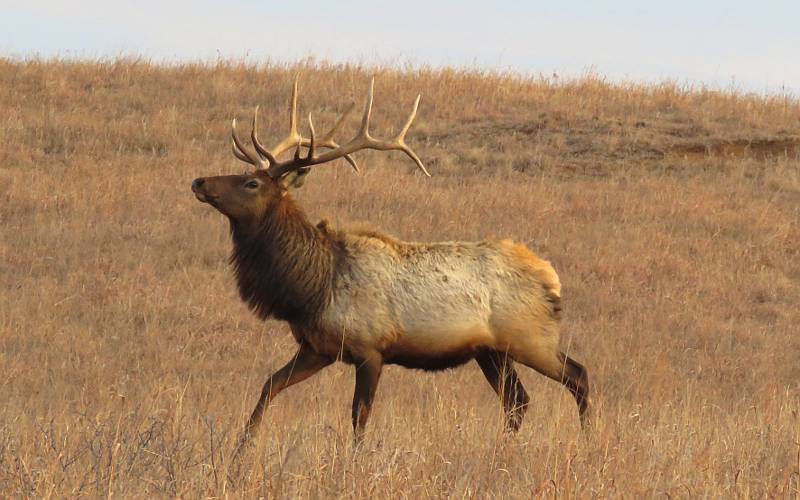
[230,195,337,324]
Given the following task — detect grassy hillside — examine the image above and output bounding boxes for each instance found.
[1,58,799,497]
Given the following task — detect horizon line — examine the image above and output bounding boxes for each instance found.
[3,52,797,101]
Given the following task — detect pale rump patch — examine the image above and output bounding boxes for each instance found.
[499,239,561,297]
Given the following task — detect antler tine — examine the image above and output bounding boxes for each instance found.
[341,153,360,172]
[283,102,361,171]
[307,113,316,159]
[231,139,251,164]
[259,78,360,171]
[317,102,359,172]
[398,143,429,176]
[344,84,428,176]
[397,95,420,142]
[359,77,375,140]
[394,95,430,176]
[293,139,302,161]
[231,117,265,167]
[268,75,303,158]
[251,105,277,164]
[320,102,354,144]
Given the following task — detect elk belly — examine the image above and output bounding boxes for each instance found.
[384,322,494,371]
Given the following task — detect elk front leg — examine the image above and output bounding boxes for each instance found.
[234,344,332,454]
[351,352,383,445]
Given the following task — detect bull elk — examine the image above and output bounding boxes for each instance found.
[191,77,590,451]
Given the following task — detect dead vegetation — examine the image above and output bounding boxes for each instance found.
[1,57,799,497]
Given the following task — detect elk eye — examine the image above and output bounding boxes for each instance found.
[244,180,259,189]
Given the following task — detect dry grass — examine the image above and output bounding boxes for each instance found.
[1,57,799,497]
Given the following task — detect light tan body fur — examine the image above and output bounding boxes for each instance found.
[303,232,563,373]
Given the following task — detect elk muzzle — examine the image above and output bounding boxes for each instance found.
[191,177,216,204]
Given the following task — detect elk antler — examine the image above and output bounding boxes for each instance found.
[231,77,429,179]
[233,76,359,173]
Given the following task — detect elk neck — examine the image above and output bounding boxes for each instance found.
[229,194,337,324]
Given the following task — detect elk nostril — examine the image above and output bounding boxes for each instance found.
[192,178,205,191]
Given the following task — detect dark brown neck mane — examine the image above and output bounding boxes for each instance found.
[230,196,336,324]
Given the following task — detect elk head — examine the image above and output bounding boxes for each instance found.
[191,77,429,227]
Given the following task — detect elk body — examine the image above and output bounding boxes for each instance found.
[191,78,590,450]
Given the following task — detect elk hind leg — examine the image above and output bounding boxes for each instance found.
[475,350,530,431]
[511,339,590,428]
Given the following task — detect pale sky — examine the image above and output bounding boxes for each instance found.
[1,0,798,95]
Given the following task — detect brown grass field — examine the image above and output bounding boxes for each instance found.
[1,58,799,497]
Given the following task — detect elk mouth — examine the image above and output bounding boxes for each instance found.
[191,180,219,205]
[194,192,221,209]
[193,191,215,203]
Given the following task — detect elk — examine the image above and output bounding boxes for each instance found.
[191,77,590,451]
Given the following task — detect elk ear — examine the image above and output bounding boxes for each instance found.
[279,167,312,190]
